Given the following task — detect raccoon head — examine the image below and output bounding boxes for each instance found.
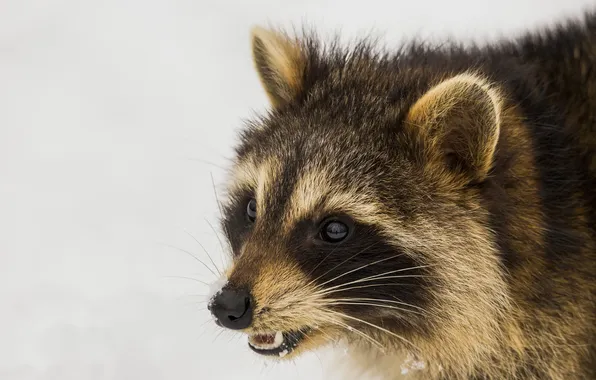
[208,27,510,363]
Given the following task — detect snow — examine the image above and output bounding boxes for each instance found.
[206,274,228,306]
[400,353,426,375]
[1,0,593,379]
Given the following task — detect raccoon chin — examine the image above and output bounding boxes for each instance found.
[248,328,312,357]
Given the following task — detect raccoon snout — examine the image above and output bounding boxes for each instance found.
[208,287,254,330]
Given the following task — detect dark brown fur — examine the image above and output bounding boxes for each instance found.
[210,10,596,379]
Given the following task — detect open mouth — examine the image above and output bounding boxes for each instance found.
[248,329,311,357]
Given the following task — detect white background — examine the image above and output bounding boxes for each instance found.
[1,1,593,379]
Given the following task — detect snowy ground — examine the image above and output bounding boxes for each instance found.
[0,1,593,379]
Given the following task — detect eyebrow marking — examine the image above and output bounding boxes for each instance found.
[283,167,405,235]
[283,169,330,228]
[256,157,282,216]
[228,158,259,193]
[227,156,282,220]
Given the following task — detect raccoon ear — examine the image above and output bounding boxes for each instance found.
[406,73,502,183]
[250,26,307,108]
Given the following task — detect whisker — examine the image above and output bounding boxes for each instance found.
[312,326,335,344]
[212,328,226,343]
[174,293,208,302]
[210,172,225,225]
[306,243,343,279]
[198,318,215,330]
[328,297,428,313]
[315,267,433,295]
[298,312,383,351]
[324,317,386,352]
[307,312,387,352]
[317,275,431,296]
[227,332,241,343]
[349,274,432,282]
[360,264,434,282]
[185,157,227,170]
[210,171,234,268]
[327,301,426,316]
[316,254,410,289]
[162,275,210,286]
[159,243,217,277]
[339,265,430,285]
[306,241,380,288]
[316,282,416,296]
[183,229,222,276]
[204,218,230,268]
[329,310,419,350]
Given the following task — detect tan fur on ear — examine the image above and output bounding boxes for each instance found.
[406,72,503,182]
[250,26,306,108]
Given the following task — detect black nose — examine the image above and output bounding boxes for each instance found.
[208,287,253,330]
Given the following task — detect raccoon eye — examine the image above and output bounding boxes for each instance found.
[320,220,349,243]
[246,198,257,222]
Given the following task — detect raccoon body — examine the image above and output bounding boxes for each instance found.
[207,11,596,379]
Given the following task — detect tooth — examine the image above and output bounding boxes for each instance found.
[273,331,283,347]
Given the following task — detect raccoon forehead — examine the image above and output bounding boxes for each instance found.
[226,155,406,229]
[228,136,393,199]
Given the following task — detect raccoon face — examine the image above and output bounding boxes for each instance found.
[208,27,509,360]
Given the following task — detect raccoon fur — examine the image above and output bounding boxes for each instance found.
[207,10,596,380]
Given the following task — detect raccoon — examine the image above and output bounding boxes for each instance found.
[207,10,596,380]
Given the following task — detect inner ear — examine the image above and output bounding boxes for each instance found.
[406,73,502,183]
[250,26,307,108]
